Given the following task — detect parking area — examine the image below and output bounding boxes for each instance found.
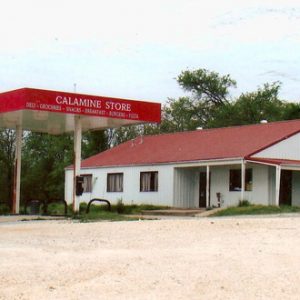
[0,216,300,299]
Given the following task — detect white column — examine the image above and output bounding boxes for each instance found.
[73,116,82,213]
[206,165,210,208]
[241,160,246,201]
[12,125,22,214]
[275,165,281,206]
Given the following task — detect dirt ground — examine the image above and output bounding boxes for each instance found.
[1,216,300,300]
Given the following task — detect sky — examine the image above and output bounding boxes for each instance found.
[0,0,300,103]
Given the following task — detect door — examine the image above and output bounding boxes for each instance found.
[279,170,292,206]
[199,172,210,208]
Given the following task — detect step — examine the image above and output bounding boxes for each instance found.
[141,209,206,217]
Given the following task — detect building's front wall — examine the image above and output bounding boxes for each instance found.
[65,164,174,206]
[65,162,300,208]
[210,163,270,207]
[209,165,300,208]
[173,168,200,208]
[173,163,270,208]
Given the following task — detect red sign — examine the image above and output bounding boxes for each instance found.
[0,88,161,123]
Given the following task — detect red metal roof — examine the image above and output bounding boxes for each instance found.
[78,119,300,168]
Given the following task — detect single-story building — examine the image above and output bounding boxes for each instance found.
[65,119,300,208]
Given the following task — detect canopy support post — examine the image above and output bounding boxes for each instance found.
[241,160,246,202]
[275,166,281,206]
[12,125,22,214]
[73,116,82,213]
[206,165,210,208]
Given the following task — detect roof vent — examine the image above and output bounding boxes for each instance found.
[260,120,268,124]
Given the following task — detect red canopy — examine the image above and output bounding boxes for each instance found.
[0,87,161,213]
[0,88,161,134]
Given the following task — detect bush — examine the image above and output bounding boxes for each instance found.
[116,199,125,214]
[0,203,10,214]
[238,200,251,207]
[47,202,68,215]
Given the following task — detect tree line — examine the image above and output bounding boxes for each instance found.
[1,68,300,209]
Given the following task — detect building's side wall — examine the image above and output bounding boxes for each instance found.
[253,132,300,160]
[65,165,174,206]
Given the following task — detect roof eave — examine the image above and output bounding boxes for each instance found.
[65,157,245,170]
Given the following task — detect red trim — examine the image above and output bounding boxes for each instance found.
[247,157,300,166]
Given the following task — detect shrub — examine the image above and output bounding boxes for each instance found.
[0,203,10,214]
[116,199,125,214]
[238,200,251,207]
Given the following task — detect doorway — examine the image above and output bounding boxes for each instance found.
[279,170,292,206]
[199,172,210,208]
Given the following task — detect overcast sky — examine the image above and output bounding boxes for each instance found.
[0,0,300,103]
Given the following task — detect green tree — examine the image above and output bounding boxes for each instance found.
[110,68,239,140]
[108,126,141,146]
[159,69,238,131]
[177,68,237,105]
[82,130,108,158]
[21,133,73,203]
[0,130,15,208]
[281,102,300,120]
[160,97,201,132]
[209,82,284,127]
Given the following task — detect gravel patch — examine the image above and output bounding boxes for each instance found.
[0,217,300,299]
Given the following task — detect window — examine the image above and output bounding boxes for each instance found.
[107,173,123,192]
[229,169,252,191]
[140,171,158,192]
[81,174,92,193]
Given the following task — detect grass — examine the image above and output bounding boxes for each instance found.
[73,210,137,222]
[4,200,300,220]
[210,204,300,217]
[72,203,169,222]
[111,203,169,214]
[0,201,169,222]
[46,202,69,216]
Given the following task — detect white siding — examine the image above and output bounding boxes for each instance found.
[209,164,269,207]
[64,170,73,203]
[253,132,300,160]
[174,168,200,208]
[173,163,270,208]
[65,165,174,206]
[65,162,273,208]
